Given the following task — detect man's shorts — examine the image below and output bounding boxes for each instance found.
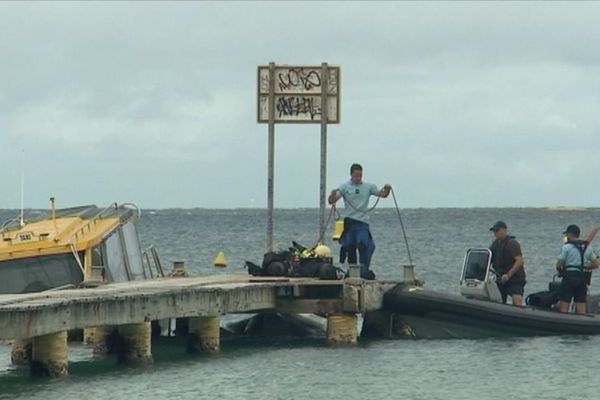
[559,273,587,303]
[497,278,525,303]
[499,278,525,295]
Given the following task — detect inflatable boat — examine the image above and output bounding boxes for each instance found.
[382,249,600,338]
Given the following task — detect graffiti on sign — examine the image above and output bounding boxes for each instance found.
[258,95,338,123]
[257,65,340,123]
[276,96,320,119]
[277,68,321,92]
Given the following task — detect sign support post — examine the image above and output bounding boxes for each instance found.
[267,62,275,252]
[319,62,329,242]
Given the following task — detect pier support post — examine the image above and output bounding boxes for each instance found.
[326,314,358,345]
[118,322,152,365]
[188,316,220,354]
[31,331,68,377]
[83,328,95,346]
[92,326,113,356]
[11,339,32,366]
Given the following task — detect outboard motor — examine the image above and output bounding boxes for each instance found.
[459,248,502,303]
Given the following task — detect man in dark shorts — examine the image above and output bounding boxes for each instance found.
[556,224,599,314]
[489,221,526,305]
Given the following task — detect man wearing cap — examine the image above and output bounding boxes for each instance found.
[489,221,526,305]
[556,224,599,314]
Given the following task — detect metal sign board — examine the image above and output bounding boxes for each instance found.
[257,65,340,123]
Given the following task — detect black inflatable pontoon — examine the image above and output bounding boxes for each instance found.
[383,284,600,338]
[382,249,600,338]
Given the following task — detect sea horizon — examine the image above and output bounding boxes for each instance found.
[2,205,599,212]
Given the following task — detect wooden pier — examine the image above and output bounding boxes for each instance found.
[0,273,402,377]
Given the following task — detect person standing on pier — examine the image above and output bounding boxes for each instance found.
[556,224,599,314]
[489,221,526,306]
[328,163,391,279]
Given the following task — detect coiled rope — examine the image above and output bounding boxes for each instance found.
[319,185,414,267]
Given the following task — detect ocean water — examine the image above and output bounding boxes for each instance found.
[1,207,600,400]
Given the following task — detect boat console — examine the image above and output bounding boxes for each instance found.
[459,248,502,302]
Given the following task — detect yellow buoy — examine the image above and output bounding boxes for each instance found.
[213,251,227,268]
[332,220,344,241]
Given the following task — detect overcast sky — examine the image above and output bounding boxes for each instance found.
[1,2,599,209]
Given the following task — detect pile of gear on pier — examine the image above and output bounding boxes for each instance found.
[245,241,341,279]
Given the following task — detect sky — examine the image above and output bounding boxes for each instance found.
[1,2,600,209]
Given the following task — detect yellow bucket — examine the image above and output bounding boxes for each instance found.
[332,220,344,241]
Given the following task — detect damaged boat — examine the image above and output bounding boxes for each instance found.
[381,248,600,338]
[0,200,163,294]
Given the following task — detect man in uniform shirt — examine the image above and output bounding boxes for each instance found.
[556,224,599,314]
[328,163,391,279]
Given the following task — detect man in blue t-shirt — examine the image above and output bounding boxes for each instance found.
[556,224,599,314]
[328,163,391,279]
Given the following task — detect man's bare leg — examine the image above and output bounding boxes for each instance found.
[511,294,523,306]
[575,302,587,314]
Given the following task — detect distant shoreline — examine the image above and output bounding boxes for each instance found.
[2,206,599,212]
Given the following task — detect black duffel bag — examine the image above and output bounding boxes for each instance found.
[291,257,337,279]
[526,290,559,309]
[245,250,292,277]
[262,250,291,276]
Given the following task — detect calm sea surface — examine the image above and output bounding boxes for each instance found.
[1,207,600,400]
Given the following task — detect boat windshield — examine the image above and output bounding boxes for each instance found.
[0,254,83,294]
[102,221,146,282]
[462,249,490,281]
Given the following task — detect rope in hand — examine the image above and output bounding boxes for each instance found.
[316,204,338,246]
[317,191,378,246]
[323,185,414,267]
[341,192,381,214]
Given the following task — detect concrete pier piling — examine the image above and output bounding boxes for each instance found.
[188,316,220,354]
[326,314,358,345]
[11,339,32,366]
[83,327,95,346]
[118,322,152,365]
[31,331,68,377]
[92,326,113,356]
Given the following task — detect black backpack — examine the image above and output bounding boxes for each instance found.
[526,276,561,309]
[244,250,292,277]
[525,290,559,309]
[262,250,291,276]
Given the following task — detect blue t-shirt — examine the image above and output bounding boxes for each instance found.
[558,242,596,268]
[336,180,379,224]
